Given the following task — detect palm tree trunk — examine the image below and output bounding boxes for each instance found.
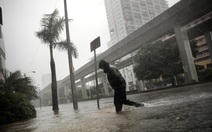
[49,45,59,111]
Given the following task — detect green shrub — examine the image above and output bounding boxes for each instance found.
[0,92,36,125]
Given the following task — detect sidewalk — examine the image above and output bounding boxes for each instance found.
[1,82,212,132]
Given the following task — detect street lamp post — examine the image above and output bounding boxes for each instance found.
[64,0,78,110]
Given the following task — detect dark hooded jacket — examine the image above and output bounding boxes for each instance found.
[99,60,126,89]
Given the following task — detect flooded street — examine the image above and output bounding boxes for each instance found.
[0,98,116,132]
[1,82,212,132]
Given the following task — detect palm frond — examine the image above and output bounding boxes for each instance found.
[51,17,65,43]
[36,9,65,45]
[0,70,38,99]
[35,29,50,45]
[54,41,78,58]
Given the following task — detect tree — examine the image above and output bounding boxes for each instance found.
[36,9,62,111]
[159,40,183,85]
[134,40,183,86]
[134,41,164,80]
[0,70,37,125]
[35,9,78,111]
[0,70,38,99]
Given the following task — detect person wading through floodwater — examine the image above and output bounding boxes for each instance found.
[99,59,144,113]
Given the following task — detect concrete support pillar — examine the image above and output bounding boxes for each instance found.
[174,25,199,83]
[66,84,71,103]
[80,77,88,99]
[63,85,67,103]
[136,80,145,92]
[102,74,109,96]
[204,32,212,61]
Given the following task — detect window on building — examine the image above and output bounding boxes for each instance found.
[134,12,142,19]
[155,5,161,12]
[139,1,147,9]
[147,0,153,5]
[154,0,160,4]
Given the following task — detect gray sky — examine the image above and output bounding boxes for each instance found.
[0,0,179,89]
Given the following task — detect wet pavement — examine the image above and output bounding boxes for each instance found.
[0,82,212,132]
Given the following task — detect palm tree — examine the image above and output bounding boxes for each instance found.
[35,9,78,111]
[0,70,38,100]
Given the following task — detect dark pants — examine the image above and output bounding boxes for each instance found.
[113,86,138,112]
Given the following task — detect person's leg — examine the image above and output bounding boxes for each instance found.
[124,99,137,106]
[123,99,144,107]
[120,87,144,107]
[119,87,133,105]
[114,90,123,112]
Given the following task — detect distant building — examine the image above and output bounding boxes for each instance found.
[41,73,51,89]
[0,7,6,80]
[193,35,212,68]
[104,0,168,91]
[184,12,212,68]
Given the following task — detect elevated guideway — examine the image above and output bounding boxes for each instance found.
[50,0,212,101]
[73,0,212,81]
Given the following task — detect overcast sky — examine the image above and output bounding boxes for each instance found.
[0,0,179,89]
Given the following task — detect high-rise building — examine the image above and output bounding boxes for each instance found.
[104,0,168,91]
[104,0,168,47]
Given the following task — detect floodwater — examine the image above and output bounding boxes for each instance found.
[1,83,212,132]
[0,98,116,132]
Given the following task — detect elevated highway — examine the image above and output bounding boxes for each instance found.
[73,0,212,80]
[44,0,212,101]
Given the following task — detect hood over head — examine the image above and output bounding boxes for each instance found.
[99,59,110,73]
